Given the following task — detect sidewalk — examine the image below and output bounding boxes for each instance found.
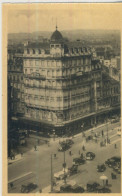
[8,154,24,165]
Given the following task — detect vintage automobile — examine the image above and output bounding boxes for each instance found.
[68,164,78,175]
[105,156,121,168]
[21,183,38,193]
[73,157,86,165]
[86,152,95,160]
[86,181,100,192]
[66,139,74,146]
[58,144,71,152]
[60,184,72,193]
[117,129,121,136]
[60,183,84,193]
[58,139,73,152]
[54,169,69,181]
[97,164,106,172]
[96,186,111,193]
[70,184,84,193]
[113,164,121,174]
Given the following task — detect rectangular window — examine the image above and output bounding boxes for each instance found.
[30,69,33,74]
[25,69,27,74]
[35,60,39,66]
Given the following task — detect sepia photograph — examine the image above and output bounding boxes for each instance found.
[3,3,121,194]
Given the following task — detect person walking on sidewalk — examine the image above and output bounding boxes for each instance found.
[114,143,117,149]
[54,153,57,158]
[21,152,23,157]
[82,145,85,151]
[34,145,37,151]
[69,150,72,156]
[102,130,104,137]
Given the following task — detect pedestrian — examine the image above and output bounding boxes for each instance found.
[79,150,80,155]
[82,145,85,151]
[114,143,117,149]
[102,130,104,137]
[39,188,42,193]
[34,145,37,151]
[81,153,83,159]
[10,183,13,189]
[38,139,40,145]
[54,153,56,158]
[106,179,108,186]
[69,150,72,156]
[21,152,23,157]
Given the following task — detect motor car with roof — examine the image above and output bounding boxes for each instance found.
[105,156,121,168]
[73,157,86,165]
[68,164,78,175]
[96,185,111,193]
[97,164,106,172]
[86,152,95,160]
[21,183,38,193]
[86,181,100,192]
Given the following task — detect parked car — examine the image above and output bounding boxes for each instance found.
[60,183,84,193]
[66,139,74,145]
[86,181,100,192]
[96,186,111,193]
[113,164,121,174]
[111,117,120,124]
[68,164,78,175]
[54,169,69,181]
[105,156,121,168]
[60,184,72,193]
[21,183,37,193]
[117,129,121,136]
[58,143,71,152]
[97,164,106,172]
[73,157,86,165]
[86,135,93,141]
[70,184,84,193]
[86,152,95,160]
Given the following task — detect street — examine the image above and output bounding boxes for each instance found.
[8,121,121,193]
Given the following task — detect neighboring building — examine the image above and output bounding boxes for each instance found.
[8,27,120,135]
[8,45,25,117]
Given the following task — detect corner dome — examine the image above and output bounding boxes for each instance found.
[51,26,63,42]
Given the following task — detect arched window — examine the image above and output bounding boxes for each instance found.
[38,49,41,54]
[27,49,30,54]
[33,49,35,54]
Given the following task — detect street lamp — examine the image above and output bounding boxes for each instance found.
[50,154,53,192]
[106,119,109,144]
[53,129,55,141]
[62,151,67,184]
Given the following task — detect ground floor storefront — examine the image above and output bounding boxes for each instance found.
[12,107,120,136]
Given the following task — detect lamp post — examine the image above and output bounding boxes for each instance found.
[53,129,55,141]
[51,154,53,192]
[105,117,109,145]
[63,151,66,184]
[106,120,109,144]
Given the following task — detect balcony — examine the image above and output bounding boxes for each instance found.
[24,73,46,80]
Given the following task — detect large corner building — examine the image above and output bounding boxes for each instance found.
[8,26,120,135]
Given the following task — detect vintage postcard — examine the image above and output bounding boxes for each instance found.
[2,3,122,196]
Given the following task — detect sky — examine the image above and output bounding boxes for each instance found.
[7,3,121,33]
